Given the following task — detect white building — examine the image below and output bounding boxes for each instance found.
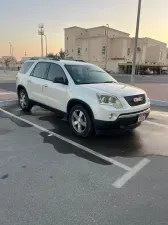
[64,26,168,73]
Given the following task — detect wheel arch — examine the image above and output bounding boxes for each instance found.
[67,99,94,120]
[17,85,27,96]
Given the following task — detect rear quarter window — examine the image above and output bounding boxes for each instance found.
[20,62,34,74]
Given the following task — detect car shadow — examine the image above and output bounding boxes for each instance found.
[38,113,143,165]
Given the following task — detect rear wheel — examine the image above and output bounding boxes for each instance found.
[69,105,93,137]
[18,89,33,111]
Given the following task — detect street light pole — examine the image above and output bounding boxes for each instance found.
[131,0,142,83]
[38,24,44,57]
[105,24,109,71]
[44,35,48,56]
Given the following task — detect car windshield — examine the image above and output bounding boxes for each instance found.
[65,64,117,85]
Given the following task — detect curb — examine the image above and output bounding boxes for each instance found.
[0,99,18,107]
[150,99,168,107]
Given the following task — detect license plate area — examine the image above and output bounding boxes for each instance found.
[138,113,146,122]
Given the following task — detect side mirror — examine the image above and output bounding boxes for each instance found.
[53,77,67,84]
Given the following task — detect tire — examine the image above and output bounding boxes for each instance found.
[69,105,93,137]
[18,88,33,112]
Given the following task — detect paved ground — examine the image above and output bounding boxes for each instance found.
[0,83,16,92]
[0,104,168,225]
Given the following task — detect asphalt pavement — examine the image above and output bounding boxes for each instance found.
[0,104,168,225]
[113,74,168,84]
[0,83,16,92]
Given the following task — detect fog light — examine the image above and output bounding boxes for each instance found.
[109,114,118,121]
[109,114,113,119]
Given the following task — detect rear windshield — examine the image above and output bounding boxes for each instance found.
[20,62,34,74]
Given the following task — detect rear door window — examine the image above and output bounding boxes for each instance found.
[20,62,34,74]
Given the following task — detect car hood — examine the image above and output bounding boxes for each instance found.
[81,82,145,97]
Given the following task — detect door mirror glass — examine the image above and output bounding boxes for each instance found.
[53,77,65,84]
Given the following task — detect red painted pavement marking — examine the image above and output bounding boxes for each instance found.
[0,90,17,101]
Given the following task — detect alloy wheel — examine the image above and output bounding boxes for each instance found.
[19,91,27,109]
[72,110,87,133]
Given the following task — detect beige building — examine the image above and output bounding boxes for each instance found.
[64,26,168,73]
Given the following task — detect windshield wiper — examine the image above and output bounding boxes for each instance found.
[78,81,116,85]
[103,81,116,83]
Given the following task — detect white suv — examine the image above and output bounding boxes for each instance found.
[16,59,150,137]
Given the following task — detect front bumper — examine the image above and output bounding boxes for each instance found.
[94,108,150,132]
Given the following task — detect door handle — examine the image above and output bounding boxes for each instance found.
[43,84,48,87]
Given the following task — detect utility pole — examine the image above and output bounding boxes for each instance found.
[131,0,142,83]
[38,24,44,57]
[105,24,109,71]
[44,35,48,56]
[9,42,12,56]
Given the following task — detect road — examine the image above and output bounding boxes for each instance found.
[113,74,168,84]
[0,104,168,225]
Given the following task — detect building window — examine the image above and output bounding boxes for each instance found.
[67,37,68,40]
[127,48,130,56]
[85,48,87,52]
[102,46,106,55]
[77,47,81,56]
[72,49,73,52]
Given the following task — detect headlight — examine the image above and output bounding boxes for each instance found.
[97,94,123,108]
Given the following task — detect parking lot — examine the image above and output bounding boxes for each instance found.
[0,104,168,225]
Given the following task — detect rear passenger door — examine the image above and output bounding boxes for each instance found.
[27,62,50,103]
[42,63,68,112]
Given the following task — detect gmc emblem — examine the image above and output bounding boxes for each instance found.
[133,97,143,102]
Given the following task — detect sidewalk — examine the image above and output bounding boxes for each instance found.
[0,70,17,83]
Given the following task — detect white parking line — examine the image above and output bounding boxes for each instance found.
[0,108,131,171]
[112,158,150,188]
[145,120,168,129]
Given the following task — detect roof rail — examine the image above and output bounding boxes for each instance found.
[29,57,60,61]
[64,58,86,62]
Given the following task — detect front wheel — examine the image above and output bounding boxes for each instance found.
[69,105,93,137]
[18,89,33,111]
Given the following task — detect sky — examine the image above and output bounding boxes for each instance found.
[0,0,167,60]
